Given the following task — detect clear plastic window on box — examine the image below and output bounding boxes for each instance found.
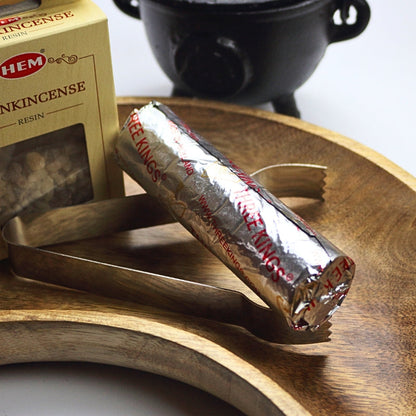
[0,123,93,226]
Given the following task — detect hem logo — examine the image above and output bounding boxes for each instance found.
[0,52,47,79]
[0,17,21,27]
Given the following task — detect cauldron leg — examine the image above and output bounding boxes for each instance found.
[272,94,300,118]
[171,86,193,98]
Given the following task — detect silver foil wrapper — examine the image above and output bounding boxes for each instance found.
[115,102,355,331]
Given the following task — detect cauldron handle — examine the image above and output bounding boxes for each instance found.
[329,0,370,43]
[113,0,141,19]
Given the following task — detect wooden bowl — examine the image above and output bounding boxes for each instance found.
[1,97,415,415]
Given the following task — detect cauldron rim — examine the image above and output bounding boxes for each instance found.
[140,0,329,13]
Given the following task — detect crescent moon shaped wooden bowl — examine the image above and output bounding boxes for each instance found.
[1,97,415,415]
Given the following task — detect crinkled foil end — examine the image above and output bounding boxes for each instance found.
[291,257,355,331]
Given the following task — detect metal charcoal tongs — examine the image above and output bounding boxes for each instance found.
[3,164,331,344]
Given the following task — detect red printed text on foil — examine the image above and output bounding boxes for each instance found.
[127,112,165,183]
[198,194,259,294]
[234,187,294,283]
[228,160,272,204]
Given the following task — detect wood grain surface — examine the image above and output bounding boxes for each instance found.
[1,97,415,415]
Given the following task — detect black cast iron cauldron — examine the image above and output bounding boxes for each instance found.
[113,0,370,117]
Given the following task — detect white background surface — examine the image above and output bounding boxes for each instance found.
[1,0,415,415]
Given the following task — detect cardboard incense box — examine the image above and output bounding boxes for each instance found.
[0,0,124,258]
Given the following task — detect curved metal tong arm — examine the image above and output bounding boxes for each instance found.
[3,164,330,344]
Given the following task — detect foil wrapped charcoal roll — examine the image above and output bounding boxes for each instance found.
[115,101,355,331]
